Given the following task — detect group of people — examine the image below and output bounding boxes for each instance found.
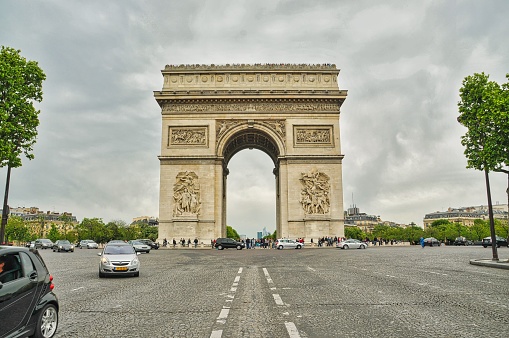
[162,238,199,248]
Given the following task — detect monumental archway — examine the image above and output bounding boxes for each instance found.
[155,64,347,244]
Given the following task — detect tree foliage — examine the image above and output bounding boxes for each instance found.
[0,46,46,168]
[226,225,240,239]
[457,72,505,172]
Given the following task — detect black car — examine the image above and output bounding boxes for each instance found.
[423,237,440,247]
[0,246,59,338]
[214,238,245,250]
[52,240,75,252]
[453,237,473,246]
[137,239,159,250]
[34,239,53,250]
[482,236,509,248]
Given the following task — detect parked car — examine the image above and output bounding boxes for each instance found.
[78,240,99,249]
[52,240,74,252]
[137,239,159,250]
[25,241,35,248]
[336,239,367,249]
[453,237,473,246]
[0,245,59,338]
[482,236,509,248]
[275,238,304,250]
[423,237,440,247]
[98,242,140,277]
[35,238,53,250]
[214,238,245,250]
[128,240,151,253]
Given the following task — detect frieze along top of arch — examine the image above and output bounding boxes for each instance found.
[164,63,337,71]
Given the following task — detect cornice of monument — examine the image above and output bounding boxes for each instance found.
[163,63,338,72]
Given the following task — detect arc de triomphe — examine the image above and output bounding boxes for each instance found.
[154,64,347,243]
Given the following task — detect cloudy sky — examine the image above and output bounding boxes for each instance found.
[1,0,508,238]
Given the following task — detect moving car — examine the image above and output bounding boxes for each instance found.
[34,238,53,250]
[423,237,440,247]
[137,239,159,250]
[98,242,140,278]
[78,240,99,249]
[275,238,304,250]
[214,238,245,250]
[52,240,74,252]
[453,237,473,246]
[128,240,151,253]
[0,245,59,338]
[336,239,367,249]
[482,236,509,248]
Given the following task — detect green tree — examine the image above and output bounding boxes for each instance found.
[226,225,240,239]
[47,224,61,243]
[403,226,425,244]
[345,226,364,239]
[5,215,30,244]
[458,72,504,260]
[0,46,46,243]
[470,219,490,240]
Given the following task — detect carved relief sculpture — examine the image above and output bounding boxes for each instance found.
[173,171,201,217]
[299,170,330,214]
[216,120,241,139]
[294,126,334,146]
[169,127,207,146]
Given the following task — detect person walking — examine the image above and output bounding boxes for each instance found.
[194,238,198,248]
[420,237,425,248]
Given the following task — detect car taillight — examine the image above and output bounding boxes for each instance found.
[49,274,55,290]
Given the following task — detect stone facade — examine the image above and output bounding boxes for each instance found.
[155,64,348,243]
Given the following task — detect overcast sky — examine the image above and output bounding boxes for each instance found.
[1,0,508,238]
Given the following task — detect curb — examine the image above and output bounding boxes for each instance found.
[469,258,509,270]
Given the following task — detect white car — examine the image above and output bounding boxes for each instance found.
[128,240,151,253]
[275,238,304,250]
[336,239,367,249]
[79,240,99,249]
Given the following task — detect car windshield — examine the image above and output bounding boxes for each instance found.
[60,240,70,244]
[104,245,135,255]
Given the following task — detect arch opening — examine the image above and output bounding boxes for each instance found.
[226,149,276,239]
[223,129,280,167]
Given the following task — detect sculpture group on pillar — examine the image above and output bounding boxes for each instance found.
[173,171,201,217]
[299,169,330,214]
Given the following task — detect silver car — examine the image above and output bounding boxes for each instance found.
[79,239,99,249]
[128,240,151,253]
[98,242,140,277]
[336,239,367,249]
[275,238,304,250]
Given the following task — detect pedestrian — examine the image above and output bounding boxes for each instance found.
[194,238,198,248]
[172,238,176,248]
[420,237,425,248]
[187,238,191,247]
[163,238,167,247]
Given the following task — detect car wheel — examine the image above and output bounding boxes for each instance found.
[360,244,366,249]
[236,245,242,250]
[344,245,349,249]
[134,271,140,277]
[217,245,223,250]
[146,250,150,253]
[52,248,55,252]
[278,245,284,250]
[33,303,58,338]
[99,271,105,278]
[296,245,302,249]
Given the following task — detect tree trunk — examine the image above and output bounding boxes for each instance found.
[1,165,12,244]
[484,168,498,261]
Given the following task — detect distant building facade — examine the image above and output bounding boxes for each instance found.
[344,205,409,233]
[4,206,78,237]
[132,216,159,226]
[423,204,508,229]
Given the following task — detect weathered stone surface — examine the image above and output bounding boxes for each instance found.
[155,64,348,243]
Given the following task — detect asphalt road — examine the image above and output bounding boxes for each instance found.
[39,245,509,338]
